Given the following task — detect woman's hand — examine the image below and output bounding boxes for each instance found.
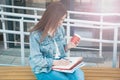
[65,41,79,50]
[53,59,70,66]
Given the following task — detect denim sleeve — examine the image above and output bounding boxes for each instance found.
[29,32,53,70]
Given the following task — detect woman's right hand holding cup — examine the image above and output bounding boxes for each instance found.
[65,34,81,50]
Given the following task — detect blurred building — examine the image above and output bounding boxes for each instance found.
[0,0,120,49]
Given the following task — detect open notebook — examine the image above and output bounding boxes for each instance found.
[52,57,85,73]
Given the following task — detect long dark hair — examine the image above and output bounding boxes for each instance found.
[29,2,67,42]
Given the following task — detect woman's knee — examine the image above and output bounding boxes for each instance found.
[75,69,84,74]
[74,69,84,80]
[79,69,84,75]
[49,71,69,80]
[35,71,69,80]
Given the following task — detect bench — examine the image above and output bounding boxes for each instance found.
[0,66,120,80]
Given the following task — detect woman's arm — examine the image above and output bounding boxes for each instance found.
[29,32,53,69]
[61,26,78,51]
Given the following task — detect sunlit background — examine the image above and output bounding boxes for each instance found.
[0,0,120,67]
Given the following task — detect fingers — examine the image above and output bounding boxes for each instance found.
[75,40,80,45]
[71,42,78,47]
[66,41,79,50]
[54,59,69,66]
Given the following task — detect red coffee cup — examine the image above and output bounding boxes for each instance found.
[71,34,80,44]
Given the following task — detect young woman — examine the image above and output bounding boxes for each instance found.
[29,1,84,80]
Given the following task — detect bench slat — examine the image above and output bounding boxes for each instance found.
[0,66,119,80]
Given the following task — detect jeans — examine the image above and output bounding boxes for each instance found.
[35,69,84,80]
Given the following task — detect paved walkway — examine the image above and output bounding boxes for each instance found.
[0,42,119,67]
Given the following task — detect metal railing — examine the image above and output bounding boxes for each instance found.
[0,4,120,67]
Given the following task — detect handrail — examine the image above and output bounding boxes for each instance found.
[1,12,120,26]
[0,12,41,18]
[68,10,120,16]
[0,4,45,11]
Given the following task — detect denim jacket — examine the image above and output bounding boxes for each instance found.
[29,26,67,74]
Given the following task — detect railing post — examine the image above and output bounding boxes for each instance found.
[119,53,120,68]
[99,14,103,58]
[34,9,38,24]
[112,27,118,68]
[20,17,25,66]
[0,6,7,49]
[66,11,71,57]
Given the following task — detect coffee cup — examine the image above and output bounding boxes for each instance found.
[71,34,80,44]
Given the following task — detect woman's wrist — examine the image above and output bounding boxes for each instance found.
[53,60,59,66]
[65,44,70,51]
[64,42,78,52]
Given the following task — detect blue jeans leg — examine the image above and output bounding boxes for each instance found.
[35,70,69,80]
[65,69,84,80]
